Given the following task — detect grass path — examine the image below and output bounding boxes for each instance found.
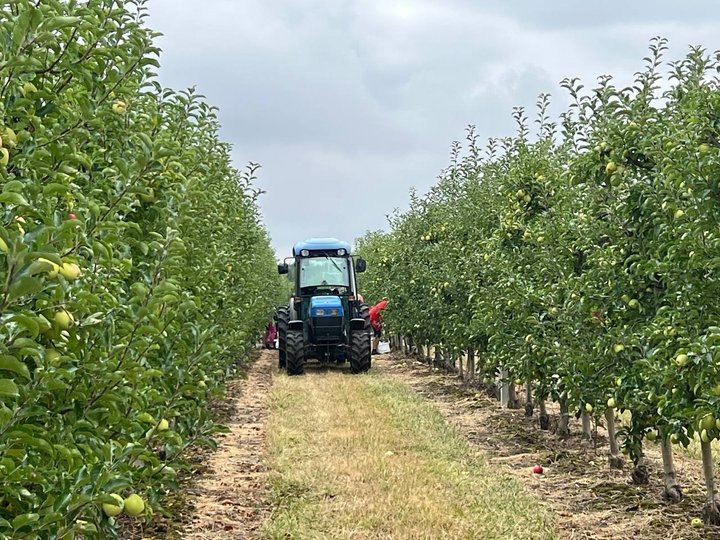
[263,360,557,539]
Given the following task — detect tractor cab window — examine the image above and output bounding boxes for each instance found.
[299,256,350,291]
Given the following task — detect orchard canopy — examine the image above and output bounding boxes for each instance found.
[0,1,283,538]
[358,39,720,454]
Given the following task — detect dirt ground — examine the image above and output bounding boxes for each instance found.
[178,350,275,539]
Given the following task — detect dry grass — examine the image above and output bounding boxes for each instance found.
[263,366,557,540]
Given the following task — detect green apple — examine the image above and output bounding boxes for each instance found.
[123,494,145,516]
[59,262,81,280]
[102,494,124,517]
[700,415,715,431]
[112,100,127,114]
[54,310,74,330]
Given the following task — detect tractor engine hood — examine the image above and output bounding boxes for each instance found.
[310,296,344,317]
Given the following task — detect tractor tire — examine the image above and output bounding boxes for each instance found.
[277,306,289,369]
[350,329,371,374]
[285,329,305,375]
[358,302,371,330]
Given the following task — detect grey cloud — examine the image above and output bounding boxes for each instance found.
[147,1,720,258]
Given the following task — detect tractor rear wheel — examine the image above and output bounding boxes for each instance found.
[350,329,371,374]
[285,329,305,375]
[277,306,289,369]
[358,302,371,330]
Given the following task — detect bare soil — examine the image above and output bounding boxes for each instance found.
[178,350,274,539]
[375,353,720,540]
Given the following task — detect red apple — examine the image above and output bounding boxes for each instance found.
[532,465,544,475]
[68,213,77,220]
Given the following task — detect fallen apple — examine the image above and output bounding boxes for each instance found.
[532,464,543,474]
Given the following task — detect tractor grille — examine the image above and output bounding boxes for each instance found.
[313,316,343,341]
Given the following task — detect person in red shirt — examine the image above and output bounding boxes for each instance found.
[369,299,388,355]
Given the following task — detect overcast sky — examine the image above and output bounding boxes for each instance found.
[147,1,720,259]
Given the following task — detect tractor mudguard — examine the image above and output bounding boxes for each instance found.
[350,318,368,331]
[289,320,304,331]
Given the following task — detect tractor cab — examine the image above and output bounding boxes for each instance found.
[276,238,370,375]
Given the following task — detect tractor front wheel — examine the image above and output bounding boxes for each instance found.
[350,329,371,374]
[285,329,305,375]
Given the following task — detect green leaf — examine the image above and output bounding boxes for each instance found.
[42,183,68,197]
[12,513,39,530]
[0,192,29,206]
[8,314,40,338]
[42,16,81,30]
[0,355,30,379]
[7,276,43,303]
[2,180,25,193]
[0,379,19,398]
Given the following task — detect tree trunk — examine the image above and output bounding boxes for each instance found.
[524,379,533,416]
[500,367,510,407]
[508,380,519,409]
[604,408,624,469]
[539,399,549,430]
[434,346,441,367]
[457,351,464,379]
[581,411,592,439]
[557,399,570,438]
[631,445,649,485]
[701,440,720,524]
[466,350,475,381]
[660,437,682,502]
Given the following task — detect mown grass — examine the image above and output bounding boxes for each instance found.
[263,368,557,540]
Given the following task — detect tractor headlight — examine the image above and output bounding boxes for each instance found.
[315,309,325,316]
[329,309,339,316]
[301,249,310,256]
[337,248,346,256]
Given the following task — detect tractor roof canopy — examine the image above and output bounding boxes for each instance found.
[293,238,351,257]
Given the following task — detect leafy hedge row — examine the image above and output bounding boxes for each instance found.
[358,40,720,520]
[1,1,282,537]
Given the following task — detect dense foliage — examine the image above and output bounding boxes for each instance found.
[358,39,720,460]
[0,0,282,537]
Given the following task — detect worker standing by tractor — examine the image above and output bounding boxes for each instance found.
[369,299,388,355]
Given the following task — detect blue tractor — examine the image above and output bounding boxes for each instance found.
[276,238,371,375]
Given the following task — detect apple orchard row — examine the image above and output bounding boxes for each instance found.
[0,2,282,538]
[357,41,720,523]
